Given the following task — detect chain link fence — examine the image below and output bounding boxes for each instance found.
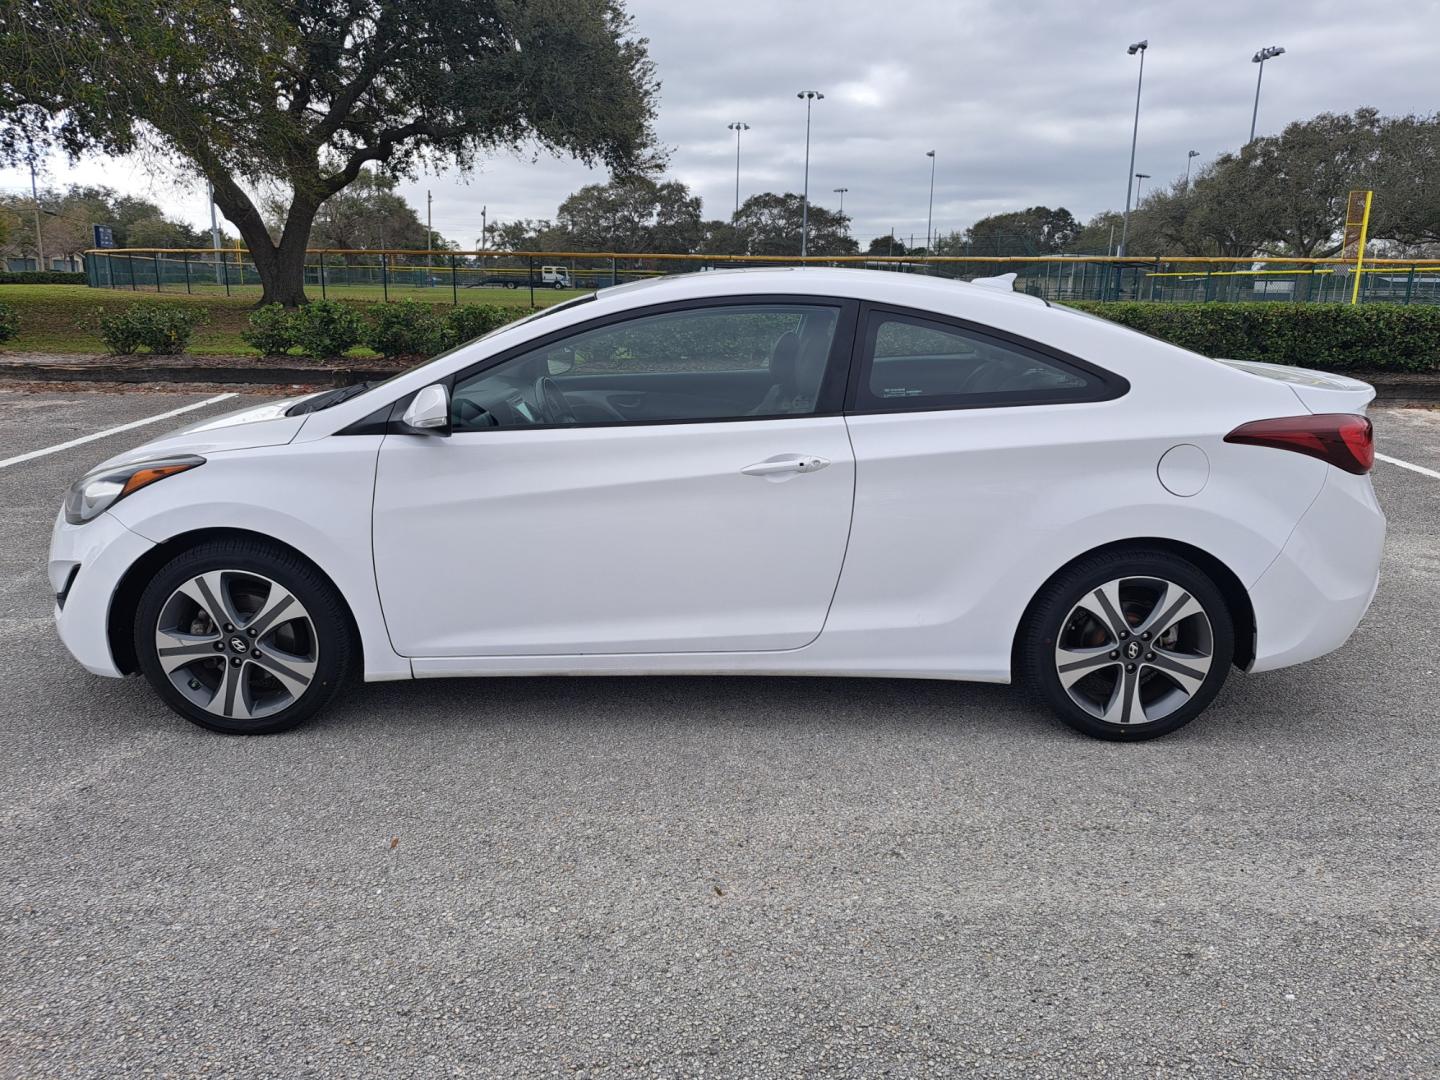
[82,249,1440,306]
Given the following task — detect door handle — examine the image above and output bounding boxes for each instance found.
[741,455,830,477]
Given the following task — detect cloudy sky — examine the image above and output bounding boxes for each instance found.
[2,0,1437,250]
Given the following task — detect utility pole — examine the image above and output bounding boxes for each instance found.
[796,91,823,256]
[426,189,433,285]
[27,140,44,271]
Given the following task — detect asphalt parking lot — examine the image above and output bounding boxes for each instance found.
[1,388,1436,1079]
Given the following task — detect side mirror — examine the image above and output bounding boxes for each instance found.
[546,348,575,376]
[399,383,451,435]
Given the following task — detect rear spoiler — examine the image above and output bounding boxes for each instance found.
[1215,358,1375,414]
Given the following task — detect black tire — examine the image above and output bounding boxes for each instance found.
[134,538,354,735]
[1018,549,1234,741]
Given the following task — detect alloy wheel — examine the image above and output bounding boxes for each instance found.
[153,570,319,721]
[1053,576,1215,726]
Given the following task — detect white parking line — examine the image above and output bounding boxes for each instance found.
[0,393,238,470]
[1376,452,1440,481]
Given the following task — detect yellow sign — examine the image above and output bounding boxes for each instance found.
[1341,190,1373,305]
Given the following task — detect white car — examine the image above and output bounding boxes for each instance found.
[49,269,1384,740]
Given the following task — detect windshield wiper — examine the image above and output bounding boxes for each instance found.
[286,381,373,416]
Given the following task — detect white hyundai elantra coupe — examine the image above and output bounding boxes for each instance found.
[49,268,1384,740]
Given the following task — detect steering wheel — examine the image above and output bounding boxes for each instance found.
[534,376,577,424]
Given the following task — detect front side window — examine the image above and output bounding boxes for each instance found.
[856,311,1107,412]
[451,303,842,430]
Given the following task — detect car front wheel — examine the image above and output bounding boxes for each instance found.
[134,539,353,734]
[1020,550,1234,741]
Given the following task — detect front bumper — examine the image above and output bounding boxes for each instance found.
[1248,469,1385,673]
[49,509,155,678]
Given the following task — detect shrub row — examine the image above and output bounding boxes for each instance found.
[0,301,18,344]
[1065,301,1440,373]
[243,299,516,359]
[0,270,87,285]
[92,305,207,355]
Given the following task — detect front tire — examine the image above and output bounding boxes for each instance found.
[1019,550,1234,741]
[134,539,354,734]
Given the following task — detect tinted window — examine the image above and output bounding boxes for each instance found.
[452,304,841,430]
[857,312,1102,411]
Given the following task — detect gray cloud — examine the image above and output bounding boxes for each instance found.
[4,0,1437,250]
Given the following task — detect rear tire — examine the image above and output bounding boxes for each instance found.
[1019,549,1234,741]
[134,538,354,734]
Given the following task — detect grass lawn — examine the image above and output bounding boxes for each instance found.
[0,283,582,357]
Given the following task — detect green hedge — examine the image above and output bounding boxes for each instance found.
[1065,302,1440,373]
[0,270,87,285]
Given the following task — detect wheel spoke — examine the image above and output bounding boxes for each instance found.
[249,647,315,698]
[176,571,242,631]
[1074,580,1128,641]
[1145,648,1212,696]
[205,660,254,720]
[246,582,299,639]
[1136,586,1205,641]
[1100,664,1146,725]
[154,627,221,673]
[1054,645,1118,689]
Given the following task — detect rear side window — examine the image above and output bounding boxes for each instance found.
[854,311,1119,412]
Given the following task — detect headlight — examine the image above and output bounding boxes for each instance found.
[64,455,205,525]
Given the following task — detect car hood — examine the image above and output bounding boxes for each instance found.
[90,395,316,472]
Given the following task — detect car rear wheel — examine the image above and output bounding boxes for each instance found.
[1020,550,1234,741]
[134,539,353,734]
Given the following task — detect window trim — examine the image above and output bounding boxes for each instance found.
[432,293,862,433]
[844,302,1129,415]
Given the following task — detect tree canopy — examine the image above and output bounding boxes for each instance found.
[0,184,208,265]
[0,0,659,303]
[1100,109,1440,259]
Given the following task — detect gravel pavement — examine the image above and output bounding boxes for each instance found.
[1,390,1436,1079]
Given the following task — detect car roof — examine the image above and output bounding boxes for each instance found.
[595,266,1048,316]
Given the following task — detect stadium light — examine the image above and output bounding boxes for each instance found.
[1185,149,1200,186]
[1135,172,1151,205]
[924,151,937,258]
[1249,46,1286,144]
[727,123,750,221]
[1119,40,1148,257]
[832,187,848,217]
[797,91,824,256]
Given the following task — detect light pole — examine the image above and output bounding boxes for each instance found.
[1134,173,1150,205]
[796,90,823,256]
[1119,39,1147,257]
[1184,149,1199,187]
[1249,45,1285,143]
[426,189,433,286]
[727,123,750,220]
[832,187,848,218]
[924,150,936,258]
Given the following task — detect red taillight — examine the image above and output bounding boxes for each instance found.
[1224,413,1374,475]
